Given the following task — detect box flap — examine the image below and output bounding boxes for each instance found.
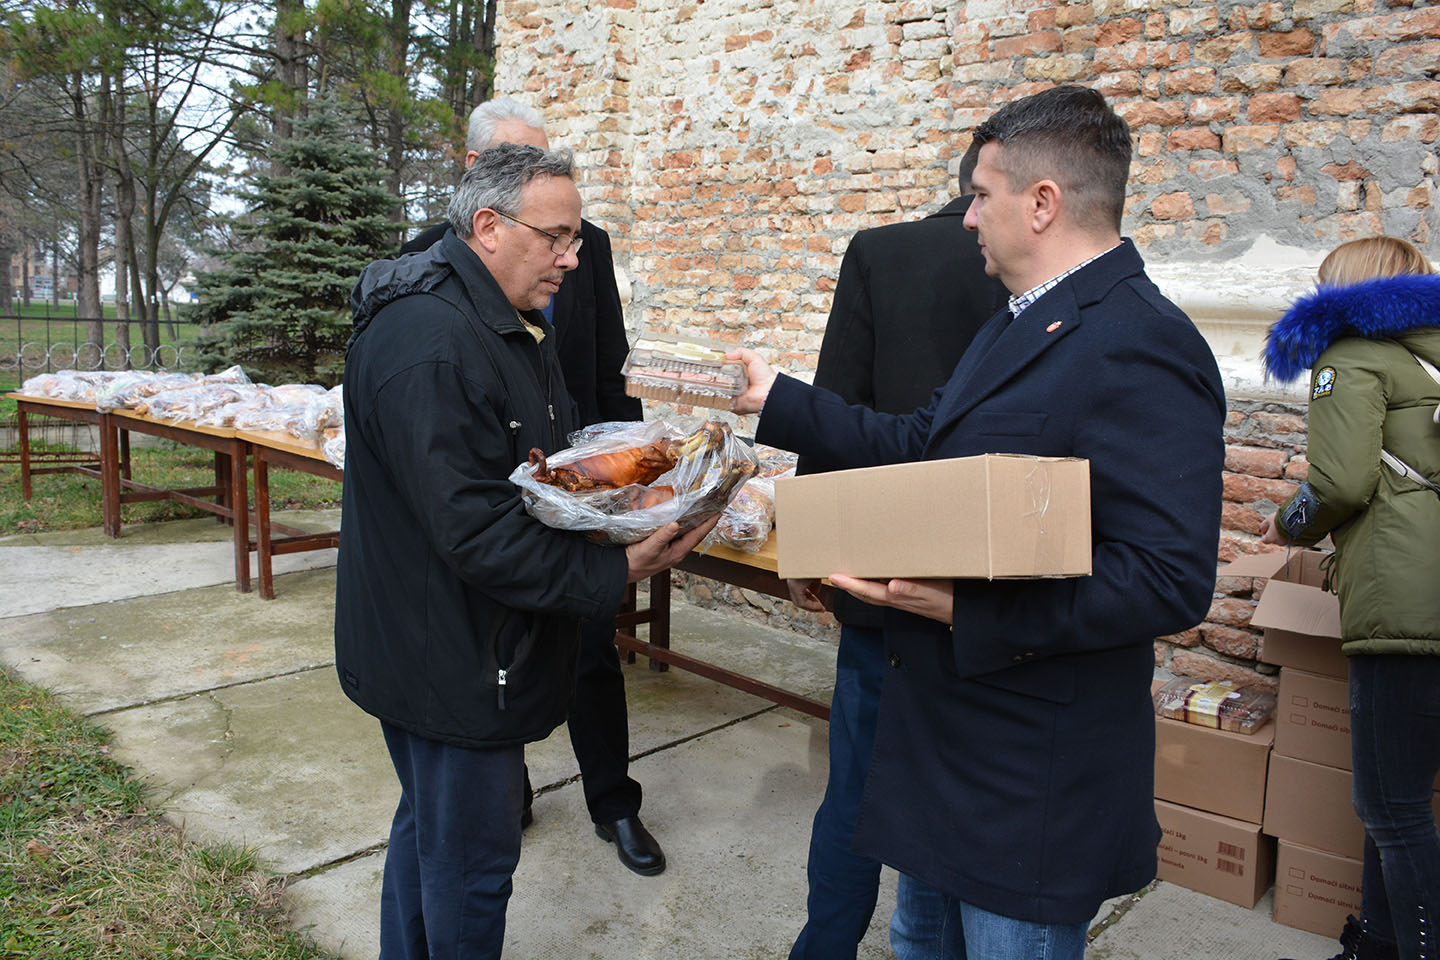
[1251,580,1342,639]
[1217,550,1289,579]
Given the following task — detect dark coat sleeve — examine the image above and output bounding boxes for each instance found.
[584,224,642,423]
[357,332,628,619]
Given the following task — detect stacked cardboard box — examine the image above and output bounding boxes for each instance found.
[1152,674,1276,908]
[1223,550,1369,937]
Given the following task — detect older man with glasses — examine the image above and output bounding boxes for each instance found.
[337,143,715,959]
[400,97,666,878]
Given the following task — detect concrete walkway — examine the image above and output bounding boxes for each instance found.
[0,515,1338,959]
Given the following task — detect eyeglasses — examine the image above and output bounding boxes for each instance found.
[495,211,584,256]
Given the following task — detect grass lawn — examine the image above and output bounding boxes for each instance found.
[0,443,342,538]
[0,665,338,959]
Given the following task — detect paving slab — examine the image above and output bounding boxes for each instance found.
[1088,882,1334,959]
[0,509,340,618]
[286,709,902,960]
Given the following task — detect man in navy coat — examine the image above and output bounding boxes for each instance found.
[731,85,1225,959]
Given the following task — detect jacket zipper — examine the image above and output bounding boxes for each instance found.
[497,668,507,710]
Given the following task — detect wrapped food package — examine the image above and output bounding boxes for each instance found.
[1153,676,1277,734]
[229,383,329,435]
[702,467,792,553]
[138,382,264,425]
[509,417,759,544]
[621,334,748,410]
[753,444,799,478]
[301,385,344,445]
[18,370,125,403]
[94,371,204,411]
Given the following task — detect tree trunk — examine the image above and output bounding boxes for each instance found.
[471,0,495,106]
[20,243,30,309]
[385,0,412,246]
[0,234,13,311]
[274,0,308,162]
[76,73,105,357]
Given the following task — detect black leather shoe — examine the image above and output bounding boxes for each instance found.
[595,816,666,876]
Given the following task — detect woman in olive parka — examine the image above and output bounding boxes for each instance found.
[1262,236,1440,960]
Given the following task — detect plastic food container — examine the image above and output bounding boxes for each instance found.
[1153,676,1277,734]
[622,334,747,410]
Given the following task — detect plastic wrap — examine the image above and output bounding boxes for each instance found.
[136,382,262,425]
[702,467,790,553]
[18,370,124,403]
[509,418,759,544]
[1154,676,1277,734]
[322,432,345,470]
[753,444,799,478]
[300,385,344,444]
[229,384,329,435]
[95,372,203,412]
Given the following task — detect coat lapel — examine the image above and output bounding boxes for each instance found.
[921,240,1145,456]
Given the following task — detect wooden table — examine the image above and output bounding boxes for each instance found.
[615,536,831,721]
[11,394,129,537]
[237,429,342,600]
[110,410,252,592]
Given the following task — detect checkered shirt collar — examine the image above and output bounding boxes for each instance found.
[1007,244,1121,319]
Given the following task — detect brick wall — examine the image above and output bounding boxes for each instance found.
[493,0,1431,684]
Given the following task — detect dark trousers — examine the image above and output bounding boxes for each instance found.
[567,617,642,824]
[379,721,524,960]
[1350,654,1440,960]
[790,624,887,960]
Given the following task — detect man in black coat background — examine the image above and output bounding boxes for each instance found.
[400,99,663,877]
[785,149,1009,960]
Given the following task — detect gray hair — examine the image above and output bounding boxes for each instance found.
[466,98,546,153]
[446,143,576,239]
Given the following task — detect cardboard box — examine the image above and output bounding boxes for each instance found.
[1218,551,1346,679]
[1154,715,1274,823]
[773,454,1091,580]
[1275,668,1352,770]
[1155,799,1275,908]
[1265,754,1440,859]
[1272,840,1363,937]
[1263,753,1364,858]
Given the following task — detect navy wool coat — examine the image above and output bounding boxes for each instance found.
[757,240,1226,924]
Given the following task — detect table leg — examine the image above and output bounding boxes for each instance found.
[255,452,275,600]
[230,440,250,593]
[119,428,131,480]
[98,414,121,538]
[649,569,671,673]
[17,407,32,500]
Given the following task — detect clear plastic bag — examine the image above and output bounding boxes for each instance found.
[95,372,202,412]
[300,385,344,444]
[701,467,789,553]
[509,417,759,544]
[753,444,799,478]
[1153,676,1277,734]
[229,384,328,435]
[18,370,124,403]
[321,432,345,470]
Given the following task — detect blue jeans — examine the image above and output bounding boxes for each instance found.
[1350,654,1440,960]
[789,624,887,960]
[379,721,525,960]
[891,873,1089,960]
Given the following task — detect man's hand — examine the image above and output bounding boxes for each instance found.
[725,347,778,415]
[625,515,721,583]
[828,574,954,625]
[1258,514,1289,546]
[786,578,828,613]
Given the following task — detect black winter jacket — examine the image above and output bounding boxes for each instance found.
[335,230,629,747]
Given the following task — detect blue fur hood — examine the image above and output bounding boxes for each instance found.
[1263,273,1440,383]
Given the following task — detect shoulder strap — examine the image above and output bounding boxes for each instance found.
[1378,348,1440,497]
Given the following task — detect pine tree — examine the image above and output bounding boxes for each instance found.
[193,98,396,386]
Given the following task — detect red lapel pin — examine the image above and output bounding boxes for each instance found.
[1046,321,1062,333]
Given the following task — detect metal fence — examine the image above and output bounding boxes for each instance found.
[0,314,197,387]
